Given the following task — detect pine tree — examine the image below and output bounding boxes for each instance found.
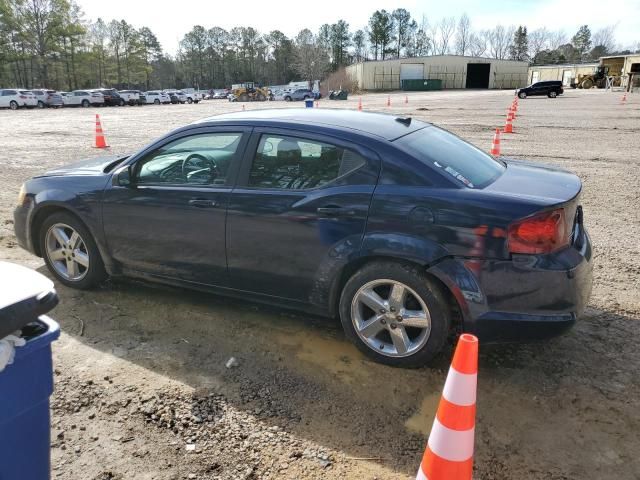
[509,26,529,61]
[572,25,591,60]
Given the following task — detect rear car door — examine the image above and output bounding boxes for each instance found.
[102,127,250,285]
[226,128,380,303]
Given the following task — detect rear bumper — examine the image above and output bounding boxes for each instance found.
[429,228,593,343]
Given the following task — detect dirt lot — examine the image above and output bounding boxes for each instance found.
[1,89,639,480]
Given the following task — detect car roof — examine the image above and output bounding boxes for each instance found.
[193,109,428,141]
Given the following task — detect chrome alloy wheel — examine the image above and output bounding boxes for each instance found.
[351,279,431,357]
[45,223,89,281]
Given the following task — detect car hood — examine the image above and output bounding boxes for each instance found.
[485,158,582,205]
[37,155,129,177]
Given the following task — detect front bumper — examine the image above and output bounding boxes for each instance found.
[430,228,593,343]
[13,202,35,254]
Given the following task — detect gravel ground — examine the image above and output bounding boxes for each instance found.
[1,89,639,480]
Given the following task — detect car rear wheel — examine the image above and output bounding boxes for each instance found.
[9,101,18,110]
[37,101,45,108]
[40,212,107,289]
[518,91,527,99]
[118,98,125,106]
[81,99,90,107]
[187,97,193,104]
[548,91,557,98]
[339,261,451,368]
[154,99,160,105]
[284,96,291,102]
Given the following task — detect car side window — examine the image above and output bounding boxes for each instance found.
[248,134,366,190]
[135,133,243,186]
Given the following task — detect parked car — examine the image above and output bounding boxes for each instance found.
[284,89,314,101]
[183,91,201,104]
[118,90,141,106]
[31,89,64,108]
[13,109,593,368]
[63,90,104,107]
[211,90,228,99]
[144,91,171,104]
[93,88,125,106]
[165,90,187,103]
[167,92,181,104]
[0,89,38,109]
[516,81,564,99]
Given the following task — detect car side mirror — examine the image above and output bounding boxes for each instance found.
[114,165,133,187]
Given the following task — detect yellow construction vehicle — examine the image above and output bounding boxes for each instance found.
[230,82,269,102]
[573,58,623,89]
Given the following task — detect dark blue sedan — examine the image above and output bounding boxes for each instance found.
[13,109,593,367]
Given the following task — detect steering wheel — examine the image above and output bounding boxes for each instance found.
[181,153,217,183]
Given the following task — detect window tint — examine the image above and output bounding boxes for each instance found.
[395,127,505,188]
[136,133,243,186]
[249,134,366,190]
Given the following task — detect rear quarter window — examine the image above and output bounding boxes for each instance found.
[395,127,505,188]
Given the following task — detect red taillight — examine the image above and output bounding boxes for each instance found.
[507,208,568,254]
[19,95,27,99]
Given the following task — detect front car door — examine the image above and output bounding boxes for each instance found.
[226,128,380,308]
[101,127,250,286]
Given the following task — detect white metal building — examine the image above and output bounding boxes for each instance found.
[346,55,529,90]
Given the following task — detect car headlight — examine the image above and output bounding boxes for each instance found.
[17,184,27,206]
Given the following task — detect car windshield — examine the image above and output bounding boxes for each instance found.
[395,126,505,188]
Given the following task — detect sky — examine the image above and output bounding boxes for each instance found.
[76,0,639,55]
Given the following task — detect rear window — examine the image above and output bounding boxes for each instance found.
[395,127,505,188]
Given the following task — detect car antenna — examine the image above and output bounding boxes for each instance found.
[395,116,412,126]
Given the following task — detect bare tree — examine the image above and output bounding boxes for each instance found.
[548,30,567,50]
[455,13,471,55]
[438,17,456,54]
[469,31,489,57]
[528,27,549,60]
[487,25,514,59]
[592,25,616,52]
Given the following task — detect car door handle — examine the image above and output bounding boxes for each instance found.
[188,199,217,208]
[316,206,356,217]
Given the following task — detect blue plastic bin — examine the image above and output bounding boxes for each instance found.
[305,99,314,108]
[0,316,60,480]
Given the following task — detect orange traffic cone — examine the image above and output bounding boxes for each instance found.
[503,115,513,134]
[405,95,409,104]
[358,97,362,111]
[387,95,391,107]
[94,114,108,149]
[507,109,515,122]
[416,334,478,480]
[490,128,501,156]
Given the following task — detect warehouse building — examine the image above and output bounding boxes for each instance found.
[527,63,598,86]
[528,54,640,90]
[346,55,529,90]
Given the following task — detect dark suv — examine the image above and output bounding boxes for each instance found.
[94,88,125,106]
[516,81,563,99]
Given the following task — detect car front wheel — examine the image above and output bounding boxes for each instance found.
[548,91,557,98]
[40,212,107,289]
[339,261,451,368]
[187,97,193,104]
[9,101,18,110]
[81,99,90,107]
[518,91,527,99]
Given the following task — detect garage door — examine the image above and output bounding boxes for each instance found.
[400,63,424,81]
[466,63,490,88]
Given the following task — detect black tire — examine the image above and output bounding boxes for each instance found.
[39,211,107,289]
[118,98,125,106]
[154,99,160,105]
[339,261,451,368]
[518,91,526,99]
[187,97,193,104]
[37,101,45,108]
[9,100,18,110]
[284,96,291,102]
[81,99,90,107]
[548,91,557,98]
